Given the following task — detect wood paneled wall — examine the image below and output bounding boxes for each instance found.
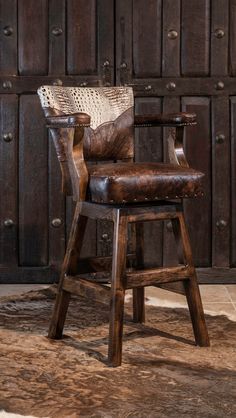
[0,0,235,283]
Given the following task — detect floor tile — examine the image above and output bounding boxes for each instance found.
[203,302,236,321]
[0,284,49,297]
[145,286,187,308]
[199,285,231,303]
[226,285,236,302]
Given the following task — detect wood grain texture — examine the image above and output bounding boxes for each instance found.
[0,0,234,284]
[181,0,210,76]
[171,213,210,346]
[133,223,145,323]
[0,95,18,265]
[63,276,110,304]
[108,211,128,366]
[212,96,230,267]
[18,0,48,75]
[49,0,66,75]
[48,203,87,338]
[97,0,114,85]
[132,0,162,77]
[67,0,97,75]
[182,97,211,267]
[115,0,133,85]
[19,95,48,266]
[163,96,180,267]
[211,0,229,76]
[230,97,236,267]
[126,265,191,289]
[48,131,66,276]
[162,0,180,76]
[135,97,163,268]
[230,0,236,75]
[0,0,17,75]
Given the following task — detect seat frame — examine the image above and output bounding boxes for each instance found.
[40,88,210,367]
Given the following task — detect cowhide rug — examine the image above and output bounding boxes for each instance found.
[0,286,235,418]
[0,412,38,418]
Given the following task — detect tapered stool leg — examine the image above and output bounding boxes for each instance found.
[133,223,145,323]
[108,211,128,367]
[48,203,88,339]
[172,212,210,347]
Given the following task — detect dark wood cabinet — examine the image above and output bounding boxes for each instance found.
[0,0,235,283]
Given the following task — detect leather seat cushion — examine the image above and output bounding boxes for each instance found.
[88,162,204,203]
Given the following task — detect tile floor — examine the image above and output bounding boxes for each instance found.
[145,284,236,321]
[0,284,236,321]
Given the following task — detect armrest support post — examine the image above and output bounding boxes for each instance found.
[167,126,189,168]
[46,112,90,201]
[134,112,196,127]
[134,111,196,167]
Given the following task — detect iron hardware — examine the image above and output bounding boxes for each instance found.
[216,134,225,144]
[3,26,13,36]
[215,81,224,90]
[2,81,12,89]
[52,27,63,36]
[166,221,173,232]
[216,219,227,229]
[51,218,62,228]
[166,82,176,91]
[214,28,225,39]
[168,30,178,40]
[102,60,111,86]
[3,133,13,142]
[101,233,110,241]
[4,219,14,227]
[53,79,63,86]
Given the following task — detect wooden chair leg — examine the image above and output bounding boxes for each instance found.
[133,223,145,323]
[48,203,88,339]
[171,212,210,347]
[108,211,128,367]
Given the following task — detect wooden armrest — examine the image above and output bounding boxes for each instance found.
[46,112,90,128]
[134,112,197,127]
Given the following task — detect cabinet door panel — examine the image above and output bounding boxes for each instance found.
[18,0,49,75]
[0,95,18,265]
[181,0,210,76]
[0,1,114,283]
[116,0,234,281]
[19,95,48,266]
[182,97,211,267]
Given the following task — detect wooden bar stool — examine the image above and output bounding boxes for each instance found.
[38,86,210,367]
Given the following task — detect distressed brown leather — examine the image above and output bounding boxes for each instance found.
[45,107,134,161]
[46,112,91,128]
[83,107,134,160]
[88,162,204,203]
[134,112,196,127]
[38,86,204,204]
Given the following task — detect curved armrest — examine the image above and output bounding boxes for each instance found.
[46,112,90,128]
[134,112,196,127]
